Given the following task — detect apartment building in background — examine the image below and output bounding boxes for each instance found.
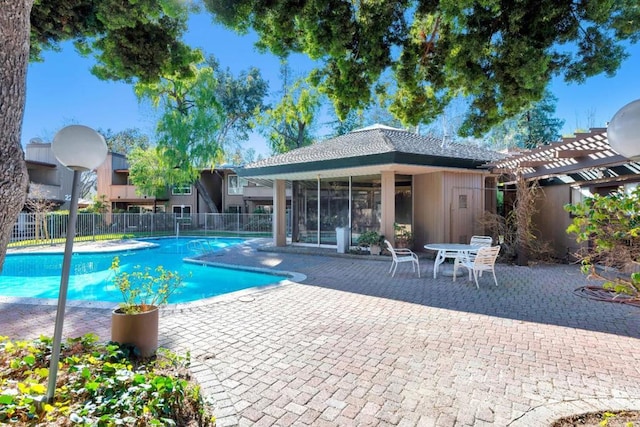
[23,138,75,210]
[95,152,288,217]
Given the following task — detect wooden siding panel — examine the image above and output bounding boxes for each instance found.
[95,154,113,202]
[414,172,444,247]
[442,172,486,243]
[532,185,582,260]
[25,143,56,164]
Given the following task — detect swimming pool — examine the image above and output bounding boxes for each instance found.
[0,238,288,304]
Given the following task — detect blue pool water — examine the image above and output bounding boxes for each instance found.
[0,238,286,303]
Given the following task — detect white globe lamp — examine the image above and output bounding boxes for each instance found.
[52,125,108,171]
[608,99,640,160]
[46,125,107,403]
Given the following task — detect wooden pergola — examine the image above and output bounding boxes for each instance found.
[486,128,640,185]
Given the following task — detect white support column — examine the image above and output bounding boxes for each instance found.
[273,179,287,246]
[380,171,395,243]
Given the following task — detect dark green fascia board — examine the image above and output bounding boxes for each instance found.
[237,152,489,178]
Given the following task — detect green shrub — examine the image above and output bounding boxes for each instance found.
[565,187,640,299]
[0,334,215,426]
[357,230,383,246]
[110,257,186,314]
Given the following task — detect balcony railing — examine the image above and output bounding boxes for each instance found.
[108,185,155,201]
[28,183,63,201]
[242,186,292,198]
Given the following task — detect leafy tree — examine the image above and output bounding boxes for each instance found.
[210,58,269,151]
[127,146,185,199]
[205,0,640,136]
[133,57,268,212]
[226,147,258,165]
[329,110,366,137]
[30,0,198,82]
[409,96,470,144]
[243,148,257,164]
[0,0,195,270]
[73,128,154,199]
[328,95,404,137]
[227,149,244,166]
[366,107,405,131]
[82,194,110,214]
[259,62,320,154]
[133,61,221,210]
[100,128,152,155]
[484,91,565,150]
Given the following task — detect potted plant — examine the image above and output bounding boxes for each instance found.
[110,256,185,357]
[357,230,384,255]
[394,223,414,249]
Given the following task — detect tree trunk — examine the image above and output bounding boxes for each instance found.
[193,179,219,213]
[0,1,32,271]
[516,243,529,266]
[514,170,534,266]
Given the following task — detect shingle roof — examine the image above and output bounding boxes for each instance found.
[244,126,503,170]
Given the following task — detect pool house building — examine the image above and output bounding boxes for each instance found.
[237,125,503,250]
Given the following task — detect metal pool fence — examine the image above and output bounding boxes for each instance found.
[9,212,275,248]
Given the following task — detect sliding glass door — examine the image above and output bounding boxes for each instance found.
[290,174,387,246]
[319,179,350,245]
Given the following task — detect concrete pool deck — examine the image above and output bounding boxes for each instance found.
[1,239,639,426]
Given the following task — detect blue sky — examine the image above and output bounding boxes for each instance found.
[21,13,640,156]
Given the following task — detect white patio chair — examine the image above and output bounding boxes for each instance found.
[453,245,500,288]
[470,235,493,247]
[464,235,494,262]
[384,239,420,278]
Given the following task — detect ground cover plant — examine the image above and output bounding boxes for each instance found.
[0,334,214,426]
[552,410,638,426]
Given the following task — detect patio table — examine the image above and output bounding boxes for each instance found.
[424,243,481,279]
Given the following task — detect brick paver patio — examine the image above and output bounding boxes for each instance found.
[1,239,639,426]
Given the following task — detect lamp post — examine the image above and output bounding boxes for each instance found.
[608,99,640,160]
[45,125,107,403]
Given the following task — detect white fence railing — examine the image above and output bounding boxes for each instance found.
[10,212,275,248]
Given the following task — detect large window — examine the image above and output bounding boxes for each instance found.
[293,180,318,243]
[394,174,413,243]
[319,179,349,245]
[228,175,248,195]
[292,175,383,246]
[127,205,154,214]
[172,185,191,195]
[172,205,191,218]
[352,175,381,237]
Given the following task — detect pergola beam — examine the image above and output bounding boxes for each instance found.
[521,154,629,180]
[491,168,514,175]
[518,160,554,167]
[554,149,604,159]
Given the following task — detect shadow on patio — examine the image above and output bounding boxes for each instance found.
[220,242,640,340]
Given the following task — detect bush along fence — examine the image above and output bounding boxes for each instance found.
[9,212,276,248]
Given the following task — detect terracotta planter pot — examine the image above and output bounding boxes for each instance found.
[395,240,408,249]
[111,306,159,357]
